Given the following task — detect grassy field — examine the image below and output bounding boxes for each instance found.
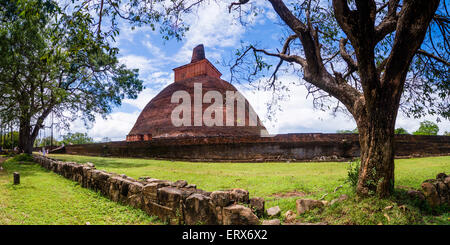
[47,154,450,225]
[0,155,160,225]
[1,153,448,225]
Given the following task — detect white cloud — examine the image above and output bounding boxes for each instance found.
[115,24,154,46]
[63,111,140,142]
[119,55,158,73]
[238,75,450,135]
[123,87,160,110]
[172,2,247,63]
[237,76,356,134]
[142,40,172,64]
[86,111,140,141]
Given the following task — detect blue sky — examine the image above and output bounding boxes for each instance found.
[49,1,449,141]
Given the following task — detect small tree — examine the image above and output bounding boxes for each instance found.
[413,121,439,135]
[61,133,94,145]
[101,137,111,142]
[0,0,143,154]
[36,137,61,147]
[337,128,358,134]
[394,128,410,135]
[0,131,19,149]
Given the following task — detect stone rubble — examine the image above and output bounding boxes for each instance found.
[296,199,324,214]
[284,210,297,223]
[266,206,281,217]
[420,173,449,207]
[249,197,265,218]
[262,219,281,225]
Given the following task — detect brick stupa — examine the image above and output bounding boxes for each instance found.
[126,44,266,141]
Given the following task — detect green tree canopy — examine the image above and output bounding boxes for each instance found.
[337,128,358,134]
[394,128,410,135]
[61,132,94,145]
[35,137,61,148]
[0,131,19,149]
[413,120,440,135]
[0,0,144,153]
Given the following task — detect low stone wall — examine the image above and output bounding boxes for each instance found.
[54,133,450,162]
[32,154,262,225]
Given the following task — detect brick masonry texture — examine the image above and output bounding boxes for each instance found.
[32,155,261,225]
[127,44,266,139]
[53,133,450,162]
[126,75,267,138]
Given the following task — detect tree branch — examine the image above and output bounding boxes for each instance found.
[251,46,306,67]
[339,38,357,71]
[228,0,250,13]
[267,0,361,114]
[416,49,450,66]
[382,0,440,99]
[375,0,401,43]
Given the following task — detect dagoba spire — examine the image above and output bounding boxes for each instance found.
[127,44,267,140]
[173,44,221,82]
[191,44,205,63]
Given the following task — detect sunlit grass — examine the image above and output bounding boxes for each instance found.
[0,156,160,225]
[2,153,448,225]
[48,154,449,224]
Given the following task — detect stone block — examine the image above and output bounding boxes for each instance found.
[249,197,265,217]
[296,199,324,214]
[184,193,216,225]
[174,180,188,188]
[210,191,232,207]
[142,183,161,203]
[145,201,181,225]
[222,205,259,225]
[436,173,447,181]
[230,188,249,204]
[157,187,183,210]
[262,219,280,225]
[108,176,122,202]
[266,206,281,217]
[421,182,441,207]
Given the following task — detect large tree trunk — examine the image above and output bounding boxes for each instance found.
[355,102,397,197]
[18,119,35,154]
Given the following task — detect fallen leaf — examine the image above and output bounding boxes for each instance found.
[384,213,391,222]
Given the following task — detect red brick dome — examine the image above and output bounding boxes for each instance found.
[127,45,266,140]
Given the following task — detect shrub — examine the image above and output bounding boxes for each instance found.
[13,153,33,162]
[346,159,360,189]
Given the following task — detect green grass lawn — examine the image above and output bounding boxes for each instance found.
[0,156,160,225]
[47,154,450,225]
[1,153,449,225]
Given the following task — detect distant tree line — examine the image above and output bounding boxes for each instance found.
[337,120,449,136]
[0,131,96,149]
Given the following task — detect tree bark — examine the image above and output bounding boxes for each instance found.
[355,108,396,197]
[18,119,33,154]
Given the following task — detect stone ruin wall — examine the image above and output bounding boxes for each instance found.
[55,133,450,162]
[32,154,263,225]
